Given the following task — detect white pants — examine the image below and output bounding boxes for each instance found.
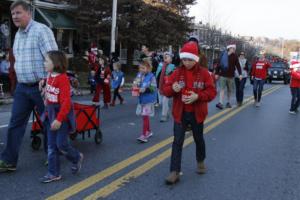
[158,92,170,117]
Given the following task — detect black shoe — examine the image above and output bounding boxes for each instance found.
[0,160,16,172]
[216,103,223,110]
[226,103,232,108]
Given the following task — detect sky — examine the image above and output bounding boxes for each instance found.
[190,0,300,40]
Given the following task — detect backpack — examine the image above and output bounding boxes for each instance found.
[219,50,229,71]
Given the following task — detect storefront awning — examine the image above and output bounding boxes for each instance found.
[35,8,76,30]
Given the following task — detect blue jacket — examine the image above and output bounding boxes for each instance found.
[137,72,157,104]
[111,70,124,89]
[155,62,175,78]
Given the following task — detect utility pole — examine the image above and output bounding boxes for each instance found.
[281,39,284,58]
[111,0,118,54]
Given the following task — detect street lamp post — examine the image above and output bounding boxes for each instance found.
[111,0,118,54]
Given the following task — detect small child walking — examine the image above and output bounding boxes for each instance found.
[289,62,300,114]
[92,55,112,109]
[110,62,124,106]
[133,59,157,143]
[40,50,83,183]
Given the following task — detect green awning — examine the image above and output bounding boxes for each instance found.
[35,8,76,30]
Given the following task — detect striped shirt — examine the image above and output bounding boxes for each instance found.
[13,20,58,83]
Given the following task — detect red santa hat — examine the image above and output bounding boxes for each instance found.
[291,61,300,69]
[90,43,98,52]
[227,43,236,49]
[180,42,199,62]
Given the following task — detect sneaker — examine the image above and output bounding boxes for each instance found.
[255,102,261,107]
[0,160,16,172]
[226,103,232,108]
[165,171,180,185]
[145,131,153,138]
[40,174,62,183]
[154,103,160,107]
[71,153,84,174]
[216,103,223,110]
[196,161,206,174]
[289,110,297,115]
[137,135,148,143]
[160,116,168,122]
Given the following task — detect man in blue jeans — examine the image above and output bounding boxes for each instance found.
[0,0,58,172]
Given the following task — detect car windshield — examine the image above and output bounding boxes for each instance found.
[271,63,285,68]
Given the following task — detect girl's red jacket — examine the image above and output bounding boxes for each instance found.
[290,71,300,88]
[45,73,71,122]
[251,61,271,80]
[162,64,217,124]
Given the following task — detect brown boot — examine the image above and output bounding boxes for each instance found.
[196,161,206,174]
[165,171,180,185]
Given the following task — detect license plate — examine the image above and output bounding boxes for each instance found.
[273,75,277,78]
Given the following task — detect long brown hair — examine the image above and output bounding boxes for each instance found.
[47,51,68,73]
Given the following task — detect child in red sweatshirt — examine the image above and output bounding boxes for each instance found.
[40,51,83,183]
[289,63,300,114]
[163,42,217,185]
[251,55,271,107]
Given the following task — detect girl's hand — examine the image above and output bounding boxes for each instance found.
[182,91,198,104]
[39,79,45,91]
[172,82,181,93]
[104,79,109,84]
[51,120,62,131]
[139,88,146,93]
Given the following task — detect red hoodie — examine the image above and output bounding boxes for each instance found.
[163,63,217,124]
[251,61,271,80]
[290,70,300,88]
[45,73,71,122]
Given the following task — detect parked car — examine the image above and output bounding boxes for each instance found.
[267,62,290,84]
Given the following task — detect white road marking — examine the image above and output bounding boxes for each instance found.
[0,120,33,129]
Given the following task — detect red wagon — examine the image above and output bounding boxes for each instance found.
[30,103,103,150]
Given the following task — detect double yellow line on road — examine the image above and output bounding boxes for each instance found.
[47,86,282,200]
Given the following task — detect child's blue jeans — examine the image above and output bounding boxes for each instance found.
[46,120,80,176]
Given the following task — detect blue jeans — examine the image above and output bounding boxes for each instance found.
[46,120,80,176]
[253,79,265,102]
[170,112,205,172]
[1,83,44,165]
[235,78,247,103]
[290,88,300,111]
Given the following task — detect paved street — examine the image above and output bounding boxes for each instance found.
[0,82,300,200]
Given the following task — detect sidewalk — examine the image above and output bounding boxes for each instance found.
[0,84,133,105]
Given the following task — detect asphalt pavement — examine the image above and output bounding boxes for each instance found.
[0,82,299,200]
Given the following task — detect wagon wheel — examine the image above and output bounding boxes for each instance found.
[31,136,42,151]
[94,129,103,144]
